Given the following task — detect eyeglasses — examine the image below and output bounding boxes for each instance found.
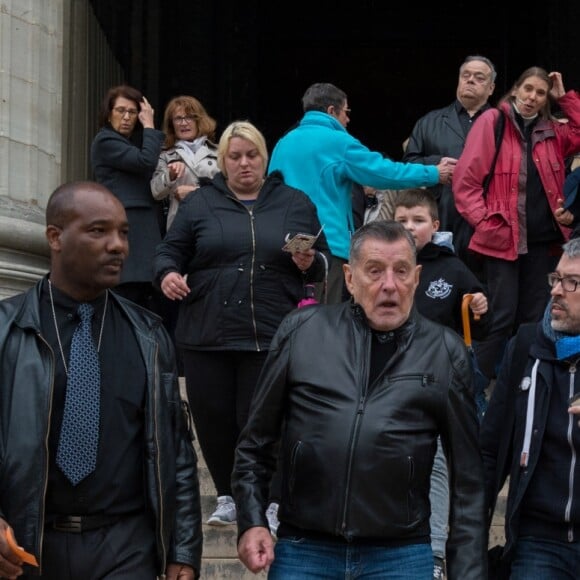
[547,273,580,292]
[342,108,351,115]
[112,107,139,117]
[173,115,196,125]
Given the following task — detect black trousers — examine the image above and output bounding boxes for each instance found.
[475,244,561,380]
[183,349,268,496]
[24,512,157,579]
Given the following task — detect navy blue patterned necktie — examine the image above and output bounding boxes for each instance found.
[56,303,100,485]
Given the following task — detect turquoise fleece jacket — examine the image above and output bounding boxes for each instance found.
[269,111,439,260]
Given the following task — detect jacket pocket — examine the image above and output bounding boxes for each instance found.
[472,212,512,251]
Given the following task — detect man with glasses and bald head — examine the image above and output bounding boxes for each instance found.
[481,235,580,578]
[403,55,497,274]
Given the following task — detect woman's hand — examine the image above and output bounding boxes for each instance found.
[139,96,155,129]
[549,72,565,100]
[175,184,198,201]
[169,161,187,181]
[161,272,190,300]
[292,249,315,272]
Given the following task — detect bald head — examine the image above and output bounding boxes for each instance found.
[46,181,124,228]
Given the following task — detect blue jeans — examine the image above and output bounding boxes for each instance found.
[510,537,580,579]
[429,437,449,559]
[268,537,432,579]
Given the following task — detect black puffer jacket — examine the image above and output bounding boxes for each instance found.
[153,171,330,351]
[0,281,202,577]
[233,302,488,579]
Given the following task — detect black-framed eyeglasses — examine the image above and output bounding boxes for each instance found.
[547,273,580,292]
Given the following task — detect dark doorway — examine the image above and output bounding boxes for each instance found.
[89,0,579,159]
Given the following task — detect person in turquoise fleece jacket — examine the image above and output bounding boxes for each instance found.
[268,82,455,303]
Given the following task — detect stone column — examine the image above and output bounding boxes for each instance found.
[0,1,64,296]
[0,0,122,298]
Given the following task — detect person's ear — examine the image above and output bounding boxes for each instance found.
[413,264,422,288]
[433,219,440,232]
[343,263,354,294]
[46,225,63,251]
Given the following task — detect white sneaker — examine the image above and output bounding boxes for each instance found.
[207,495,236,526]
[266,502,279,538]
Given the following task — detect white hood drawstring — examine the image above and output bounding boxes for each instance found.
[520,359,541,467]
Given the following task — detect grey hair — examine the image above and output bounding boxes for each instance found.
[461,55,497,83]
[562,236,580,259]
[302,83,347,113]
[349,220,417,264]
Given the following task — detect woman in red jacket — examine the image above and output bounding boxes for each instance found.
[453,68,580,380]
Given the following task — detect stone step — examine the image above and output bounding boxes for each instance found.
[200,558,267,579]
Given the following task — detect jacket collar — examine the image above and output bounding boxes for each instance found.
[13,276,161,336]
[350,300,418,348]
[300,110,347,133]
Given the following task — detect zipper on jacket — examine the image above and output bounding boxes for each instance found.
[387,373,436,386]
[247,208,260,351]
[565,361,579,541]
[341,330,371,535]
[227,195,261,351]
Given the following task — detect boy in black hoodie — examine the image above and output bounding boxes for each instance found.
[394,188,492,580]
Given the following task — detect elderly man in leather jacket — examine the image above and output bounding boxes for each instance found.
[232,220,487,579]
[0,182,202,579]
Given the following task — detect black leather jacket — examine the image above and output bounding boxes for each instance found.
[0,280,202,577]
[233,302,487,579]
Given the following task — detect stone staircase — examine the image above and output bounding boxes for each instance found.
[180,379,266,578]
[181,380,507,578]
[197,445,266,578]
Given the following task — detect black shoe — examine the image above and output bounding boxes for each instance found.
[433,556,446,580]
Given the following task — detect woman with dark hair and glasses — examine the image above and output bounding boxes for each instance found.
[90,85,166,315]
[151,95,219,230]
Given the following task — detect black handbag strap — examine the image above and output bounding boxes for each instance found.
[482,110,506,197]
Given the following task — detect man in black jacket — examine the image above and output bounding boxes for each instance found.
[0,181,202,579]
[403,55,496,273]
[232,220,487,579]
[481,236,580,579]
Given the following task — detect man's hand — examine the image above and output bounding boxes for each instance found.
[237,526,274,574]
[436,157,457,185]
[0,519,24,579]
[165,562,196,579]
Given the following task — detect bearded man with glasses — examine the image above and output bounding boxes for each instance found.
[481,235,580,579]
